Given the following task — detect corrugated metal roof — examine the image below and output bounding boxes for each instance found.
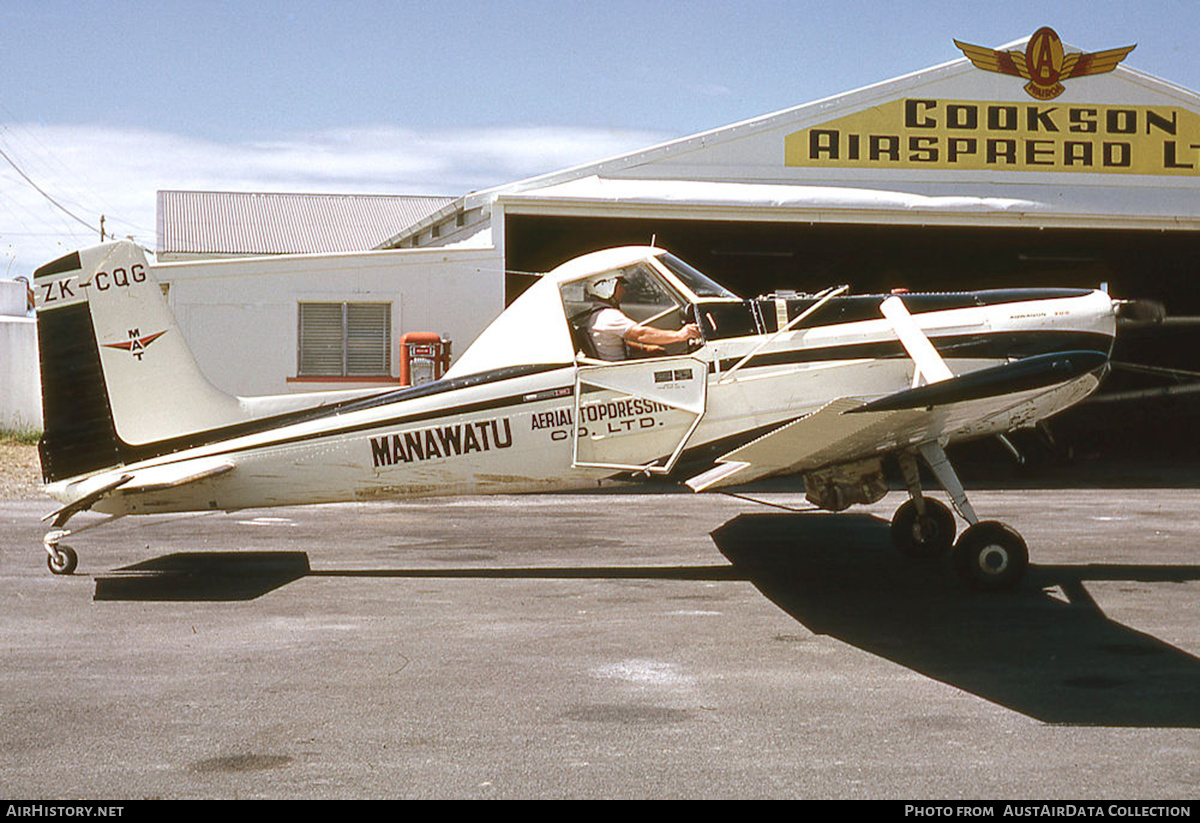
[156,190,457,256]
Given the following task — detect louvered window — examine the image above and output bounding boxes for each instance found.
[298,302,391,377]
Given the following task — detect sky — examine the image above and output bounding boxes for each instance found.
[2,0,1197,279]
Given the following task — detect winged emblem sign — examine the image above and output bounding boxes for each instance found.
[954,27,1136,100]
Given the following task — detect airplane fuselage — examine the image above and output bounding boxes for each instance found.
[50,286,1115,517]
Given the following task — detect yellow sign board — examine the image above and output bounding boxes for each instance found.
[784,98,1200,175]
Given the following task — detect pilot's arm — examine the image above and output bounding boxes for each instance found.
[625,322,702,349]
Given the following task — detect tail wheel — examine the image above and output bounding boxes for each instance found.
[890,498,956,559]
[952,522,1028,591]
[47,545,78,576]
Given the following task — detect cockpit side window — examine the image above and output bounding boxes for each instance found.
[560,262,690,359]
[561,263,685,325]
[616,263,685,323]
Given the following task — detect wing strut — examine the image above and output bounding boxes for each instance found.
[880,295,953,386]
[718,284,848,384]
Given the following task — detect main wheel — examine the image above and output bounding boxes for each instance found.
[890,498,957,559]
[47,545,78,576]
[952,522,1028,591]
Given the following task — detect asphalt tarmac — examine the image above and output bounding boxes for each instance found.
[1,487,1198,800]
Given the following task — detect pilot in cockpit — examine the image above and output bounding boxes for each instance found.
[582,273,701,361]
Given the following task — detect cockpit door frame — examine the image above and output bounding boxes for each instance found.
[571,355,708,474]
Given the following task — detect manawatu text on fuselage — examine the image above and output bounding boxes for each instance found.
[370,418,513,468]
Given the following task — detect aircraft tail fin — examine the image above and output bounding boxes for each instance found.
[34,241,247,483]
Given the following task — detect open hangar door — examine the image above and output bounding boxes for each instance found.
[507,214,1200,471]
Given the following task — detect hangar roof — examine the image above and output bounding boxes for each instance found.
[157,190,455,260]
[493,174,1198,231]
[392,32,1200,245]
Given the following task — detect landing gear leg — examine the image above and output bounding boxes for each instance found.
[890,452,956,558]
[38,475,130,576]
[897,442,1029,591]
[916,442,978,526]
[43,529,78,575]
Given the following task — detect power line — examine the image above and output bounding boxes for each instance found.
[0,118,153,237]
[0,143,99,236]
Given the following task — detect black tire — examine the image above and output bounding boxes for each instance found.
[890,498,957,558]
[47,545,78,576]
[952,522,1028,591]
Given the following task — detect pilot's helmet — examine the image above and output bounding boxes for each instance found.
[584,273,626,302]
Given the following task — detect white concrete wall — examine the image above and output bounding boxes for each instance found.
[0,279,27,315]
[0,281,41,430]
[156,246,505,396]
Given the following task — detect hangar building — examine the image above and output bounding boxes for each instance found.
[159,28,1200,460]
[392,29,1199,309]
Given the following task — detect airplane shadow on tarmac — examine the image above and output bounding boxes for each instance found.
[710,511,1200,728]
[92,551,742,601]
[94,512,1200,728]
[93,552,313,602]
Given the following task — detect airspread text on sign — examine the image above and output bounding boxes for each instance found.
[784,99,1200,175]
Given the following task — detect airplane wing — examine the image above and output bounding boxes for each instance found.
[685,397,912,491]
[685,350,1108,493]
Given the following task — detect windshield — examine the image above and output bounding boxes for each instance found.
[657,253,739,299]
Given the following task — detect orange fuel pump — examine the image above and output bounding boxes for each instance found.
[399,332,451,386]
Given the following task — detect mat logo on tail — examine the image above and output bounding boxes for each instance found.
[103,328,167,361]
[955,27,1135,100]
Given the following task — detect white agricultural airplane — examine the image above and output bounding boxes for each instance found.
[32,241,1117,590]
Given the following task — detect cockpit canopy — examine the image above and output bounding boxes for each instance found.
[445,247,741,379]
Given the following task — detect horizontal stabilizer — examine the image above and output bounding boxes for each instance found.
[851,351,1109,414]
[45,458,235,523]
[42,475,132,525]
[113,458,236,494]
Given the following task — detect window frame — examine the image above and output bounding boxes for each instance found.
[296,300,393,379]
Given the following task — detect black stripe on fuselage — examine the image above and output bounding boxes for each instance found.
[759,289,1096,333]
[92,364,576,473]
[714,330,1113,373]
